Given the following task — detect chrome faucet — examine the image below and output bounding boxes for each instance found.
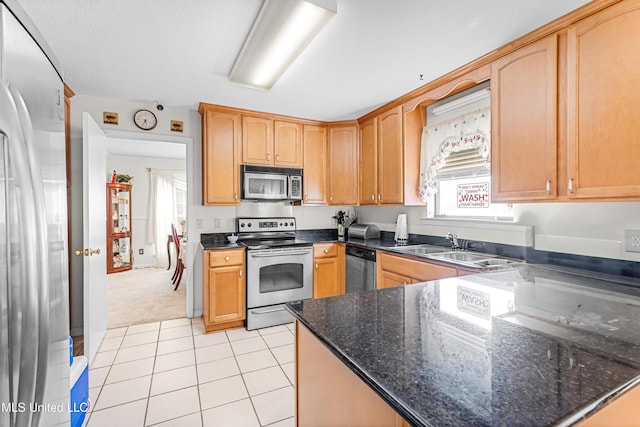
[447,233,460,250]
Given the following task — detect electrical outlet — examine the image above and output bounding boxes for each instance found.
[196,218,204,229]
[139,249,144,255]
[625,229,640,253]
[214,218,221,229]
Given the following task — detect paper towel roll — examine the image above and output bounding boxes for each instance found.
[395,213,408,243]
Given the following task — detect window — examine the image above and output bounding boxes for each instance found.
[420,84,513,220]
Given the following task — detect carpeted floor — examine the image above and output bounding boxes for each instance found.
[106,267,187,329]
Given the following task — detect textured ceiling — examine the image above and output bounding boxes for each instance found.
[17,0,591,121]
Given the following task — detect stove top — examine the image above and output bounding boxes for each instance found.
[240,238,313,250]
[237,217,311,250]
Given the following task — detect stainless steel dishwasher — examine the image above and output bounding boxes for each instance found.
[345,245,376,293]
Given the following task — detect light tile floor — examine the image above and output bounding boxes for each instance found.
[84,318,296,427]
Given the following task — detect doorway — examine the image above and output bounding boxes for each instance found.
[105,137,187,328]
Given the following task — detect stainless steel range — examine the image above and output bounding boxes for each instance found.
[238,217,313,330]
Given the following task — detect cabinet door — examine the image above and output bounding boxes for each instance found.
[377,106,404,204]
[566,2,640,199]
[208,265,245,324]
[274,120,302,167]
[303,125,328,205]
[202,109,241,205]
[242,115,273,165]
[377,270,411,289]
[359,117,378,205]
[491,35,558,202]
[314,257,340,298]
[328,124,359,205]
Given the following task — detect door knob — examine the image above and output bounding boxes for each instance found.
[90,248,101,255]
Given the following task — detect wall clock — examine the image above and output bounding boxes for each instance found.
[133,109,157,130]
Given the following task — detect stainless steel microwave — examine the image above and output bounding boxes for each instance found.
[241,165,303,201]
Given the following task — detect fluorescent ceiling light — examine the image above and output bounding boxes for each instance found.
[432,87,491,116]
[229,0,336,90]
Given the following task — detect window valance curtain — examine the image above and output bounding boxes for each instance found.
[419,107,491,201]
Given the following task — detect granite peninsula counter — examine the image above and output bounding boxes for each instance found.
[287,264,640,426]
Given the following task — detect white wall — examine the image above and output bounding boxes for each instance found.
[69,94,200,334]
[357,202,640,262]
[106,155,186,268]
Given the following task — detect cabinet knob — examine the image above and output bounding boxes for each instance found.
[239,269,242,278]
[225,256,230,261]
[267,153,271,161]
[323,249,328,253]
[329,196,333,202]
[315,262,318,269]
[371,194,375,201]
[234,193,238,200]
[545,180,551,194]
[568,178,574,193]
[378,193,381,201]
[276,154,280,161]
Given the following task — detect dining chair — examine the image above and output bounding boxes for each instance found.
[171,223,185,290]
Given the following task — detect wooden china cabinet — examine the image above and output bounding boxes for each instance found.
[106,183,133,273]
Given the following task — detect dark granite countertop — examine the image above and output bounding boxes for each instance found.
[287,264,640,426]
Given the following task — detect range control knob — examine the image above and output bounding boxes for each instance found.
[247,223,252,228]
[240,222,245,228]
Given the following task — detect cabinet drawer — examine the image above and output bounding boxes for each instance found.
[208,249,244,267]
[314,243,337,258]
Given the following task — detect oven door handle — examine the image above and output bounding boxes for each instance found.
[250,307,288,315]
[250,249,312,258]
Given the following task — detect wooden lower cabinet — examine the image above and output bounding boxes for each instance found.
[313,243,345,298]
[376,251,458,289]
[295,321,410,427]
[202,248,246,332]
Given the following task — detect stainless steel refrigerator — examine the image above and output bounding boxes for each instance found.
[1,0,70,425]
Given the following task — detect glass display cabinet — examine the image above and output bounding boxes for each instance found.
[106,183,132,273]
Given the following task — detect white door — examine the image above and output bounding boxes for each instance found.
[82,112,107,363]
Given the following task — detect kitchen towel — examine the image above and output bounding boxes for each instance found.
[395,213,408,243]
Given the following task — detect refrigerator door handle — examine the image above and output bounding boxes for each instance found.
[1,82,51,427]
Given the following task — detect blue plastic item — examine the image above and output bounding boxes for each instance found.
[70,356,88,427]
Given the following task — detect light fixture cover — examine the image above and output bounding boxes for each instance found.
[229,0,337,90]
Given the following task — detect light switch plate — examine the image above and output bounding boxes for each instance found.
[624,229,640,253]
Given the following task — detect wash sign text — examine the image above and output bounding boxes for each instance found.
[457,182,490,208]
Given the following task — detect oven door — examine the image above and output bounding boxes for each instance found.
[243,172,288,200]
[247,246,313,308]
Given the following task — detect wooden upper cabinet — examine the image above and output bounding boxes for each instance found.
[274,120,302,167]
[566,1,640,199]
[377,106,404,204]
[328,123,359,205]
[201,107,241,205]
[303,124,327,205]
[491,34,558,202]
[359,117,378,205]
[242,115,273,165]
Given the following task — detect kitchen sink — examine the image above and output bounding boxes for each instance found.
[428,251,494,263]
[391,246,522,269]
[392,244,450,255]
